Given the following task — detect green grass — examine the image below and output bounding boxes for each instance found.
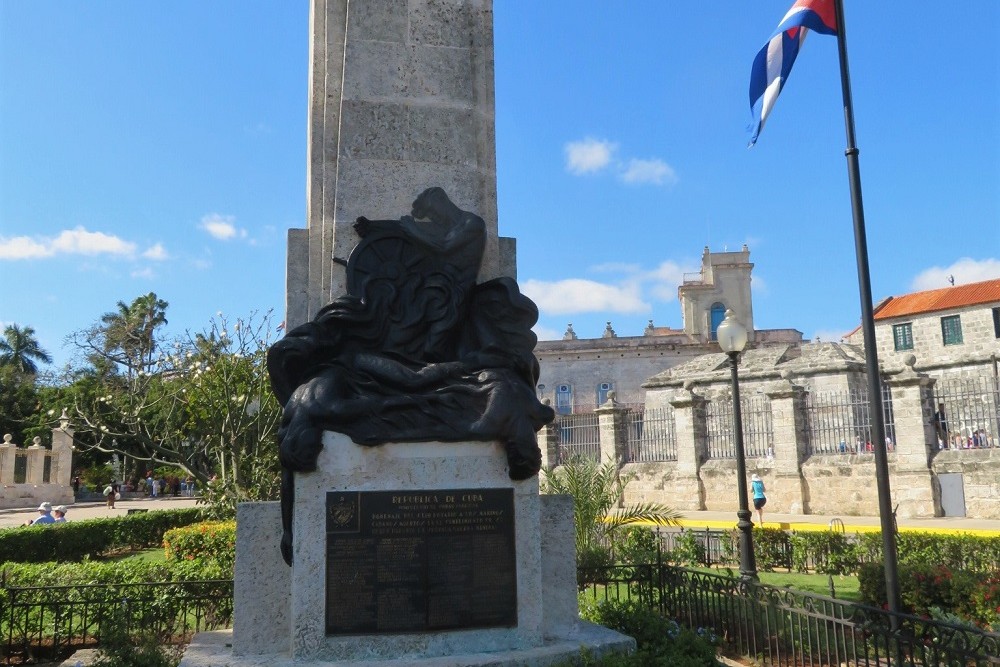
[692,566,861,601]
[580,567,862,604]
[99,547,168,564]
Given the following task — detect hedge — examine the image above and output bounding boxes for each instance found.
[0,557,232,588]
[0,508,204,563]
[163,521,236,569]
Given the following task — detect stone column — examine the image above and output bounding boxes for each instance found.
[669,383,707,510]
[538,420,560,470]
[885,357,939,517]
[0,434,16,485]
[595,392,628,466]
[50,410,74,488]
[289,0,503,328]
[25,437,46,485]
[765,375,808,513]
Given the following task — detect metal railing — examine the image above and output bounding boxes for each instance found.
[555,413,600,464]
[934,374,1000,449]
[582,563,1000,666]
[624,406,677,462]
[804,385,896,456]
[1,579,233,665]
[705,394,773,459]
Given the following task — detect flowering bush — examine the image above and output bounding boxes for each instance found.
[859,562,1000,629]
[163,520,235,569]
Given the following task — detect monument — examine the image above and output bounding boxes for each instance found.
[179,2,634,665]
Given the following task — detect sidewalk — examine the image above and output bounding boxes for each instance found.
[0,496,200,528]
[669,510,1000,536]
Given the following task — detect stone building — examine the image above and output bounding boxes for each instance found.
[534,246,802,412]
[541,338,1000,519]
[845,277,1000,378]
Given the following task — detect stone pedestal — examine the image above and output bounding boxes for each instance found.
[25,438,46,485]
[183,435,633,667]
[0,435,15,484]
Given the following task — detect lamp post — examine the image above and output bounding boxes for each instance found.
[716,309,758,582]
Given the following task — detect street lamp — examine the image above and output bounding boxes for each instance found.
[716,309,758,582]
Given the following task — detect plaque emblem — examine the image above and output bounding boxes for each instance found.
[326,492,360,533]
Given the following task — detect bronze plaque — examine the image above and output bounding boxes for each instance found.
[325,489,517,635]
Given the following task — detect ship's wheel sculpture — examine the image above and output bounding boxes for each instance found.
[267,188,553,565]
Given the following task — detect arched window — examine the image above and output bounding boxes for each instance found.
[597,382,613,406]
[710,302,726,341]
[555,384,573,415]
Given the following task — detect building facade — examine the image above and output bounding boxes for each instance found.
[534,246,802,411]
[845,277,1000,378]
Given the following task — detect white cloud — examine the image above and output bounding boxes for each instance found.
[0,227,135,260]
[130,267,155,279]
[142,243,168,260]
[642,261,690,302]
[200,214,247,241]
[532,324,563,342]
[620,158,678,186]
[911,257,1000,291]
[0,236,53,259]
[565,138,616,175]
[522,278,648,315]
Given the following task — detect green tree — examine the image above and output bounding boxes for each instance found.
[540,456,679,566]
[66,305,282,511]
[0,324,52,374]
[0,365,40,445]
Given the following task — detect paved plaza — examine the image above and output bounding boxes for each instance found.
[0,496,200,528]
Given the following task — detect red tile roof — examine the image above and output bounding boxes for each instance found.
[873,278,1000,320]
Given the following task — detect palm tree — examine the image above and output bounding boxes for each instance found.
[0,324,52,374]
[541,455,680,572]
[100,292,169,370]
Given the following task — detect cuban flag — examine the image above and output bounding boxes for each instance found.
[748,0,838,146]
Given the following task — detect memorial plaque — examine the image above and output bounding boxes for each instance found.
[325,488,517,635]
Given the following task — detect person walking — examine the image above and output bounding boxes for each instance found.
[751,473,767,524]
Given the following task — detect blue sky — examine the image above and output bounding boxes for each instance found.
[2,2,998,371]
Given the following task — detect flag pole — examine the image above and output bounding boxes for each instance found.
[832,0,902,618]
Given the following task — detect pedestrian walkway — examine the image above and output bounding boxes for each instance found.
[667,510,1000,536]
[0,496,200,529]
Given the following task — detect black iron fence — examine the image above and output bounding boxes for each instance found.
[554,412,601,464]
[706,394,773,459]
[804,386,897,456]
[1,579,232,665]
[624,406,678,462]
[934,374,1000,449]
[584,563,1000,667]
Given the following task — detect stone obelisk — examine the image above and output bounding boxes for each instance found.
[285,0,512,330]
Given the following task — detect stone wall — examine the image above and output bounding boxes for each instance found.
[0,415,74,510]
[541,361,1000,520]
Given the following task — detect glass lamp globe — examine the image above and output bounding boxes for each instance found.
[716,309,748,354]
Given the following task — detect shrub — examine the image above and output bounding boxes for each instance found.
[788,531,858,574]
[752,527,792,572]
[0,508,204,563]
[163,521,236,568]
[616,527,662,567]
[579,598,720,667]
[669,530,706,567]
